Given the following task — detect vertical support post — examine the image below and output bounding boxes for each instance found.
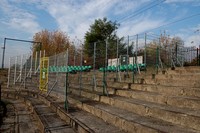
[136,34,138,65]
[126,36,129,76]
[20,55,23,82]
[144,33,147,70]
[136,34,140,74]
[197,48,199,66]
[43,51,45,68]
[74,48,76,66]
[103,39,108,96]
[156,46,159,74]
[35,51,37,73]
[132,42,135,83]
[24,54,27,88]
[0,80,1,101]
[175,42,178,65]
[93,42,96,91]
[30,52,33,77]
[65,49,69,112]
[79,44,83,96]
[116,39,119,81]
[39,50,42,69]
[14,56,17,84]
[7,57,11,88]
[1,38,6,69]
[199,46,200,66]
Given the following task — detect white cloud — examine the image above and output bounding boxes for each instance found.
[0,0,41,35]
[30,0,155,41]
[118,16,164,37]
[185,34,200,47]
[35,0,115,40]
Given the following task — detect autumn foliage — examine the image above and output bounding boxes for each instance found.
[32,30,74,57]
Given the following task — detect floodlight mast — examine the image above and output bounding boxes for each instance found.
[1,37,42,68]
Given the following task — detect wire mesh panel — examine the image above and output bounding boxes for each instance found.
[48,51,68,96]
[7,51,42,89]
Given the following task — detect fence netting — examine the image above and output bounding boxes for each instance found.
[7,33,200,100]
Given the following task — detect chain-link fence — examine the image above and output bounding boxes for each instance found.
[7,50,44,89]
[6,34,200,99]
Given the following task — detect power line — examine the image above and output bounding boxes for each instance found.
[118,0,166,23]
[116,0,157,22]
[127,13,200,38]
[150,13,200,31]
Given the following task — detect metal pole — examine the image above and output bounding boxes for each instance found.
[20,55,23,82]
[156,47,159,74]
[116,39,119,81]
[2,38,6,68]
[30,52,33,77]
[0,79,1,101]
[197,48,199,66]
[35,51,37,73]
[136,34,138,73]
[105,39,108,68]
[93,42,96,91]
[7,57,11,88]
[79,44,83,95]
[144,33,147,67]
[74,48,76,66]
[24,54,27,88]
[103,39,108,95]
[14,57,17,84]
[159,37,161,69]
[43,51,45,68]
[132,42,135,83]
[65,49,68,112]
[126,36,129,76]
[199,45,200,66]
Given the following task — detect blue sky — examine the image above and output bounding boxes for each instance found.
[0,0,200,67]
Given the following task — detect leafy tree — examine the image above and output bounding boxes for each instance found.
[32,29,74,57]
[84,18,132,67]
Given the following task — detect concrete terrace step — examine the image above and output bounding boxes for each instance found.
[166,68,200,74]
[2,90,101,133]
[68,94,199,133]
[69,88,200,130]
[39,94,125,133]
[4,89,125,133]
[142,78,200,87]
[2,91,75,133]
[115,89,200,110]
[26,98,76,133]
[0,98,39,133]
[155,73,200,80]
[131,84,200,98]
[69,84,200,110]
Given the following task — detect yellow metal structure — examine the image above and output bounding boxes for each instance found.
[39,57,49,91]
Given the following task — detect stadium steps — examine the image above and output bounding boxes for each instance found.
[67,93,198,133]
[2,89,125,133]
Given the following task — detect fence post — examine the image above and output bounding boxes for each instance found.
[79,44,83,96]
[14,57,17,84]
[144,33,147,70]
[93,42,96,91]
[132,42,135,83]
[7,57,11,88]
[103,39,108,96]
[65,49,69,112]
[126,36,129,76]
[116,39,120,82]
[156,46,159,74]
[197,48,199,66]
